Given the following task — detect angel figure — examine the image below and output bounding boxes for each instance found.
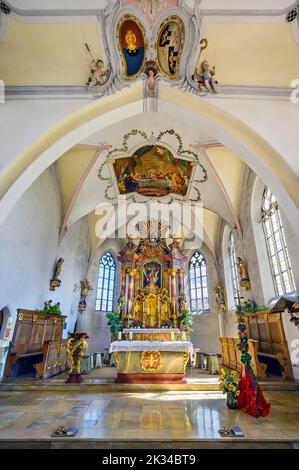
[144,61,158,98]
[193,60,217,93]
[86,59,110,89]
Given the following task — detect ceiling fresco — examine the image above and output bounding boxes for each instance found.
[98,129,208,202]
[113,145,193,197]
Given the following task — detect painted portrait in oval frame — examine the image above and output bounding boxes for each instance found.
[156,15,185,80]
[117,15,147,80]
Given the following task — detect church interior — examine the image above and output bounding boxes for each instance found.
[0,0,299,450]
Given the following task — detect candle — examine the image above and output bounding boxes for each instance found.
[129,331,133,341]
[181,331,186,341]
[117,331,122,341]
[171,331,175,341]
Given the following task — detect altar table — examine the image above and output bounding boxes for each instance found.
[110,340,194,384]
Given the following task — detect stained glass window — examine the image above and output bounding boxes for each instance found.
[228,232,241,307]
[189,251,210,312]
[261,187,295,296]
[96,252,116,312]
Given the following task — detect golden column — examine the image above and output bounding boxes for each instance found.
[127,268,136,320]
[178,269,184,294]
[170,268,177,317]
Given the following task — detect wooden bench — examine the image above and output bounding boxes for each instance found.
[220,337,267,379]
[4,309,70,379]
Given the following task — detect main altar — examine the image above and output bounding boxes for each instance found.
[110,222,194,384]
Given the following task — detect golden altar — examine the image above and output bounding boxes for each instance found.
[112,222,193,384]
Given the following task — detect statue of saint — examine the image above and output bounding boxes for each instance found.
[117,291,127,317]
[213,284,227,313]
[178,293,186,317]
[54,258,64,278]
[237,257,251,291]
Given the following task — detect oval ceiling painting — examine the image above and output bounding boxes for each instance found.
[157,16,184,80]
[117,15,146,80]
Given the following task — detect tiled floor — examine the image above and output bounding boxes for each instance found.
[0,389,298,443]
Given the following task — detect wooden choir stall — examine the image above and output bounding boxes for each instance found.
[220,307,294,380]
[110,226,194,384]
[4,309,70,379]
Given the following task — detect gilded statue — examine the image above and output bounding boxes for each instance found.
[160,297,170,325]
[117,291,127,317]
[133,295,143,323]
[178,293,187,317]
[81,279,93,298]
[50,257,64,291]
[237,257,251,291]
[213,284,227,313]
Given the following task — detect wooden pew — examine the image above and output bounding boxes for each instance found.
[220,310,293,380]
[4,309,70,379]
[220,337,267,380]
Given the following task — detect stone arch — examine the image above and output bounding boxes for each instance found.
[1,83,299,234]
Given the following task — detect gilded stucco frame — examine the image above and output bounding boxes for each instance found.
[156,15,185,81]
[116,13,148,81]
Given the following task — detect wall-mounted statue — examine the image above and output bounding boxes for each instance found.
[78,279,93,312]
[193,60,217,93]
[50,257,64,291]
[213,284,227,313]
[85,43,110,89]
[237,257,251,291]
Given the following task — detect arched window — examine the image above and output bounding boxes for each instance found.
[228,232,240,307]
[96,252,116,311]
[189,251,210,312]
[261,187,295,296]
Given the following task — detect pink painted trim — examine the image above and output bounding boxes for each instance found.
[191,143,241,232]
[61,144,111,231]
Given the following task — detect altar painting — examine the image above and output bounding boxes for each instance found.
[157,16,184,80]
[143,261,162,288]
[113,145,192,197]
[118,16,146,79]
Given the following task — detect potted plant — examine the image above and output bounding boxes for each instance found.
[180,308,193,330]
[219,368,240,409]
[105,311,121,342]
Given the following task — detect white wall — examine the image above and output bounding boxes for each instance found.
[185,245,222,353]
[0,168,91,376]
[79,238,122,354]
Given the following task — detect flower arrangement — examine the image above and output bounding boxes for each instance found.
[219,368,240,409]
